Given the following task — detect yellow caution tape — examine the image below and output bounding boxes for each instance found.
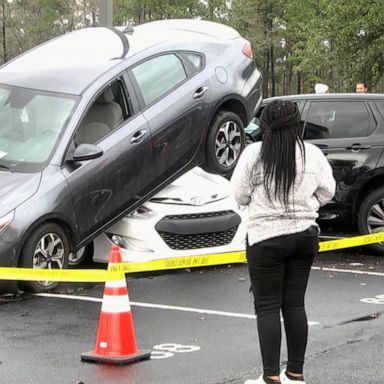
[108,251,246,274]
[0,267,124,282]
[0,232,383,282]
[318,232,384,252]
[108,231,384,273]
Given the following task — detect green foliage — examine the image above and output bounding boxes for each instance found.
[113,0,205,25]
[0,0,383,93]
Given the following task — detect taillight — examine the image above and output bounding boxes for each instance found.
[242,41,253,59]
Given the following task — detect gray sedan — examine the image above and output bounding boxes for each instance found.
[0,19,262,292]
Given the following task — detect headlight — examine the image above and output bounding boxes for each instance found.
[0,211,15,233]
[127,206,156,220]
[107,234,153,252]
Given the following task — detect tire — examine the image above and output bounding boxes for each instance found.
[203,110,245,176]
[18,222,70,292]
[68,242,94,267]
[357,187,384,255]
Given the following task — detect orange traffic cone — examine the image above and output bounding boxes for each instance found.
[81,245,151,365]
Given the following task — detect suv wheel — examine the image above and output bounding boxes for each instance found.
[203,110,245,176]
[358,187,384,255]
[18,222,70,292]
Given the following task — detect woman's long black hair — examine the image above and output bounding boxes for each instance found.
[259,99,305,208]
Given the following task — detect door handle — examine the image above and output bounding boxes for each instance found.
[130,129,148,144]
[193,86,208,99]
[346,144,371,151]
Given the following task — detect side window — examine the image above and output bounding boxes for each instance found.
[182,53,203,72]
[376,101,384,118]
[295,101,305,113]
[248,101,305,142]
[304,101,372,140]
[131,54,187,106]
[75,79,129,145]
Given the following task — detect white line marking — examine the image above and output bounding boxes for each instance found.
[311,267,384,277]
[34,293,319,325]
[35,293,103,302]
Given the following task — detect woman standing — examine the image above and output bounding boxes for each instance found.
[231,100,335,384]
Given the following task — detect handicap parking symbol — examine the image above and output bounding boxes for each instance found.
[360,294,384,305]
[150,343,201,359]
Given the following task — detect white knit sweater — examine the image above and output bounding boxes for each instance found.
[231,142,336,245]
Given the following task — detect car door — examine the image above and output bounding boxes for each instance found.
[62,77,156,241]
[129,52,210,182]
[302,99,383,211]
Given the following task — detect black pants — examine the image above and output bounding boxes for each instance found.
[246,226,318,377]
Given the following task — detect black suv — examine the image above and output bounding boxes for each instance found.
[245,93,384,254]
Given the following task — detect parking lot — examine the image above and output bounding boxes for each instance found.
[1,224,384,384]
[1,3,384,384]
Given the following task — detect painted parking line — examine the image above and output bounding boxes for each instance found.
[34,293,319,325]
[311,266,384,277]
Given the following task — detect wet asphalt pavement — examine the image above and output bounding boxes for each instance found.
[1,224,384,384]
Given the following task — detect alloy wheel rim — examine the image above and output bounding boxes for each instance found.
[366,199,384,236]
[33,233,65,287]
[215,121,241,167]
[69,246,84,265]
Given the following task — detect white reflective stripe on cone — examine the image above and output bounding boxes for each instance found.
[101,295,131,313]
[105,279,127,288]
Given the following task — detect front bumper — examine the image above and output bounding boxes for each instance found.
[93,198,246,263]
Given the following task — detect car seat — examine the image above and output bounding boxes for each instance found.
[76,88,123,145]
[75,122,111,145]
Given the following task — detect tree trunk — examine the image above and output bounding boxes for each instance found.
[284,41,292,95]
[285,61,292,95]
[270,44,275,96]
[263,48,270,98]
[1,0,7,63]
[297,71,304,94]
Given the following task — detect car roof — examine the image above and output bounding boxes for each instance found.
[264,93,384,102]
[0,19,239,95]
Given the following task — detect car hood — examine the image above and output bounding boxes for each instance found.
[149,167,230,206]
[0,171,41,216]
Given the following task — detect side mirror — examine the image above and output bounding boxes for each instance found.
[69,143,103,162]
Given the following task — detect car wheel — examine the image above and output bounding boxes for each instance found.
[203,110,245,176]
[358,187,384,255]
[18,222,70,292]
[68,242,94,267]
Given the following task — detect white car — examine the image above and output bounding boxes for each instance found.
[90,167,246,263]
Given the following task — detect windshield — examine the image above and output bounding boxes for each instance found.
[0,85,78,172]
